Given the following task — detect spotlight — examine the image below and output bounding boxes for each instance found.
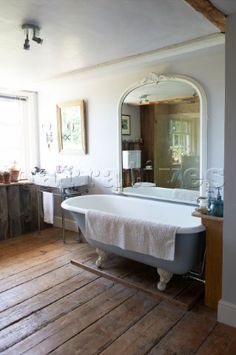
[23,32,30,50]
[22,23,43,50]
[32,28,43,44]
[32,35,43,44]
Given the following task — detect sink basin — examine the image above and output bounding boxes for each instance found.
[32,174,89,188]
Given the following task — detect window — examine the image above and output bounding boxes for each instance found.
[0,92,38,176]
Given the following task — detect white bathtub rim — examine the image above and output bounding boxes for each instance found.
[61,194,205,234]
[121,190,198,206]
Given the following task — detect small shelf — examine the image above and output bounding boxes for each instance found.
[192,210,223,222]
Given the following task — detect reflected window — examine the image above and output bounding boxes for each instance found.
[170,119,193,164]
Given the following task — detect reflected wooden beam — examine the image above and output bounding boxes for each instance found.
[184,0,226,33]
[127,96,200,106]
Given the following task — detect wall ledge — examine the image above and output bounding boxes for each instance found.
[218,299,236,328]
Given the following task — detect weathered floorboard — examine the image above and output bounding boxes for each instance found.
[0,237,85,280]
[196,322,236,355]
[100,302,185,355]
[0,245,95,293]
[148,305,216,354]
[5,283,134,354]
[50,291,158,355]
[0,228,236,355]
[0,277,113,352]
[0,263,84,313]
[0,271,98,331]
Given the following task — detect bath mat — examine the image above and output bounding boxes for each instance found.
[71,248,204,310]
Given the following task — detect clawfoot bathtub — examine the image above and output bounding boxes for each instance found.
[61,194,205,291]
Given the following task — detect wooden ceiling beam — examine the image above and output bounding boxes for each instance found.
[184,0,226,33]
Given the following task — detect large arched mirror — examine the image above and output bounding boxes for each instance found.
[118,73,207,204]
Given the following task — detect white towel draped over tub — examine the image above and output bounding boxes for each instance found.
[43,191,54,224]
[86,210,179,261]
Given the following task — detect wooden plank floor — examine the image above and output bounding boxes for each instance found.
[0,228,235,354]
[71,254,204,310]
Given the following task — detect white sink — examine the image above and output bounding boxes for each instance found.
[32,174,89,188]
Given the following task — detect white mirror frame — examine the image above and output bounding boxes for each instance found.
[117,73,208,199]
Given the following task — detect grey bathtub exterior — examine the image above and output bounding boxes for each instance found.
[71,211,205,275]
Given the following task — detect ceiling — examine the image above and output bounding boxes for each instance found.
[0,0,231,89]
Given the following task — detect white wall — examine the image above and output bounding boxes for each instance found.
[218,13,236,328]
[38,47,224,187]
[37,47,225,231]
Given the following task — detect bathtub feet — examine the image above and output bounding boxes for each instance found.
[157,268,173,291]
[95,248,107,269]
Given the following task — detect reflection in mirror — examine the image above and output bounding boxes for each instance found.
[120,74,207,204]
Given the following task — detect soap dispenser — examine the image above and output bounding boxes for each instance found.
[209,187,223,217]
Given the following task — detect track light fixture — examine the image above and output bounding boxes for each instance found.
[22,24,43,50]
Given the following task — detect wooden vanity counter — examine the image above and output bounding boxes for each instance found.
[192,211,223,310]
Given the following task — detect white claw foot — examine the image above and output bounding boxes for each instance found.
[157,268,173,291]
[95,248,107,269]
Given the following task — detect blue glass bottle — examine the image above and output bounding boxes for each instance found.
[207,186,214,212]
[215,187,224,217]
[209,198,217,216]
[209,187,223,217]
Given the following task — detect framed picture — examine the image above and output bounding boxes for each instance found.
[121,114,131,135]
[57,99,87,154]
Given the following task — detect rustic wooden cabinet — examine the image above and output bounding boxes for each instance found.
[193,211,223,309]
[0,182,38,240]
